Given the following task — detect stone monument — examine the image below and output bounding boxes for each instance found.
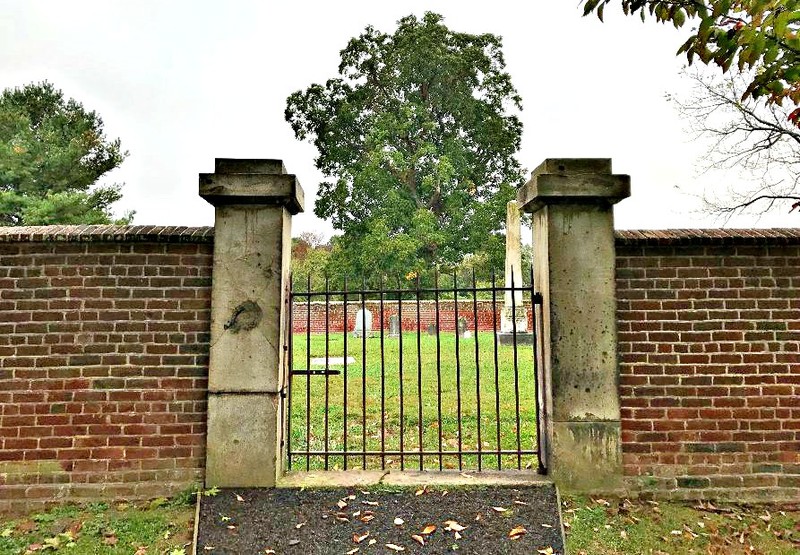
[353,307,373,337]
[499,200,532,344]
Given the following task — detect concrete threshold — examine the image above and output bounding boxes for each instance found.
[278,469,551,488]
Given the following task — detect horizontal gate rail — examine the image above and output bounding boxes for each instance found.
[286,268,546,474]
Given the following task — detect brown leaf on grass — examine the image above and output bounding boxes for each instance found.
[415,486,427,496]
[360,512,375,524]
[508,525,527,539]
[134,547,148,555]
[421,525,437,535]
[411,534,425,546]
[353,531,370,544]
[103,534,119,545]
[385,544,405,552]
[17,521,37,534]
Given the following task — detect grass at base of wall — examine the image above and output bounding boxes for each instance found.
[564,496,800,554]
[0,491,195,555]
[1,493,798,554]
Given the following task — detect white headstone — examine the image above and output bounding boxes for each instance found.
[353,308,373,337]
[501,200,528,333]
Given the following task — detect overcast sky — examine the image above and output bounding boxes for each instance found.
[2,1,795,236]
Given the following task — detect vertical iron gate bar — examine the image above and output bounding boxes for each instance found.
[491,270,501,470]
[397,278,404,471]
[324,276,330,470]
[361,277,367,469]
[472,269,482,471]
[510,268,522,470]
[379,276,386,470]
[305,274,312,471]
[453,271,463,470]
[343,277,348,470]
[287,274,293,470]
[434,270,443,471]
[416,276,423,470]
[531,265,545,475]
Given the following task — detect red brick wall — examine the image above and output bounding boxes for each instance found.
[0,226,213,512]
[616,229,800,501]
[291,300,535,334]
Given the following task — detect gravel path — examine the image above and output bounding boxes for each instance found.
[197,485,564,554]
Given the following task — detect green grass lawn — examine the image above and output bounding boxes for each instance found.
[0,495,194,555]
[288,331,540,471]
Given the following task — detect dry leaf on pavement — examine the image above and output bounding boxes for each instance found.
[509,525,527,539]
[385,544,405,552]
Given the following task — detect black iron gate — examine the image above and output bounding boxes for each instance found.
[285,269,547,474]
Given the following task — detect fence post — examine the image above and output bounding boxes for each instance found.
[200,159,303,487]
[518,159,629,492]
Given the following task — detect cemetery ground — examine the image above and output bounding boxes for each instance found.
[1,490,799,554]
[288,331,538,471]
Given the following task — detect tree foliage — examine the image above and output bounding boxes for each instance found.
[285,12,524,278]
[582,1,800,125]
[670,67,800,213]
[0,81,130,226]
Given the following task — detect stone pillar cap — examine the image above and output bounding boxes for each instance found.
[517,158,630,213]
[199,158,304,214]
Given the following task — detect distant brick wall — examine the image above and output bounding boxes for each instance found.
[616,229,800,501]
[291,300,535,334]
[0,226,213,512]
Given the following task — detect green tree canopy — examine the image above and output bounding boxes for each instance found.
[285,12,524,279]
[582,1,800,125]
[0,81,130,226]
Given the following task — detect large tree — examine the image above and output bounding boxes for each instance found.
[285,12,524,279]
[582,1,800,125]
[0,81,130,226]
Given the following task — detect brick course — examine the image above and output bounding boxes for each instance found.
[0,226,213,512]
[616,229,800,501]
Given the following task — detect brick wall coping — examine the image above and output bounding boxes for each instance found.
[616,228,800,245]
[0,224,214,243]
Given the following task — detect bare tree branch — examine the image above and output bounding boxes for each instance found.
[672,67,800,217]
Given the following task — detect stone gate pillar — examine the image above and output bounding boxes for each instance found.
[517,159,629,492]
[200,159,303,487]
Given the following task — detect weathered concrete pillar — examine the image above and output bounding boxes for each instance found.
[517,159,629,492]
[200,159,303,487]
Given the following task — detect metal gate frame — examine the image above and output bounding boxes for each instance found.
[285,269,547,474]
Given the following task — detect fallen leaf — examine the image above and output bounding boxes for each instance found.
[362,501,379,506]
[353,531,370,544]
[509,525,527,539]
[235,493,244,502]
[513,500,529,506]
[454,531,462,540]
[421,525,437,535]
[264,550,275,554]
[337,500,348,509]
[288,539,300,546]
[345,549,359,555]
[103,535,118,546]
[385,544,405,552]
[368,539,377,546]
[359,512,375,524]
[394,517,404,526]
[134,548,148,555]
[441,491,449,497]
[492,507,509,513]
[226,525,236,530]
[335,512,349,522]
[537,548,554,555]
[459,473,474,479]
[620,530,627,539]
[295,522,306,529]
[415,487,427,496]
[411,534,425,546]
[444,520,466,532]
